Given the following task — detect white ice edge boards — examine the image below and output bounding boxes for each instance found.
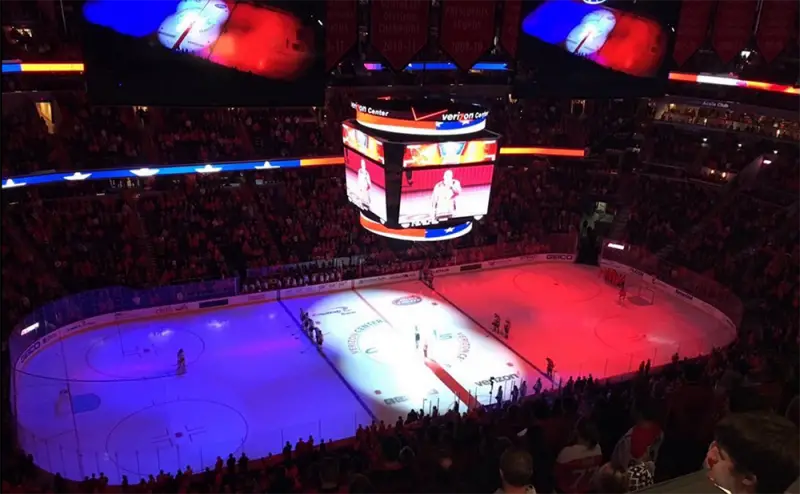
[27,252,733,370]
[600,260,737,335]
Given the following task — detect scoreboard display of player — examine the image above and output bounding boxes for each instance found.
[342,98,501,241]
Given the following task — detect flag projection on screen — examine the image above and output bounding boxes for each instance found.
[521,1,669,78]
[81,0,324,105]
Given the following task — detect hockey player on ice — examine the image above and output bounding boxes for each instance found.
[503,319,511,339]
[315,327,324,348]
[546,357,555,379]
[415,326,421,349]
[177,349,186,375]
[430,169,462,221]
[492,313,501,333]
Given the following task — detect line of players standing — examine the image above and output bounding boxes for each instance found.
[491,314,556,379]
[491,313,511,339]
[300,309,324,348]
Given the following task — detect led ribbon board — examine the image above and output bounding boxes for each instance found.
[352,98,489,137]
[359,214,473,241]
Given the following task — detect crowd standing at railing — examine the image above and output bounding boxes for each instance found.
[657,105,800,142]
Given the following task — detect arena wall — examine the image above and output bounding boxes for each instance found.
[13,252,736,372]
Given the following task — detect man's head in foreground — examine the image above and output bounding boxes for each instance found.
[498,447,535,494]
[706,412,799,494]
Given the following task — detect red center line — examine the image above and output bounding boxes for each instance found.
[353,288,480,408]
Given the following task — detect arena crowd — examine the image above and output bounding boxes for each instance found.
[2,46,799,494]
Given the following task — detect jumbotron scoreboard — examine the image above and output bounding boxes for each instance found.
[342,98,500,241]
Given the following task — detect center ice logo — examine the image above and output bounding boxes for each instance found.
[392,295,423,306]
[313,306,355,317]
[347,318,472,367]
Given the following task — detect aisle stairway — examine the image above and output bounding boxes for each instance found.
[121,191,157,283]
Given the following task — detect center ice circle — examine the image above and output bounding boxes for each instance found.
[86,327,205,380]
[106,399,248,476]
[593,314,678,354]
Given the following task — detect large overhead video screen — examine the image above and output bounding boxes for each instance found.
[342,123,385,164]
[82,0,324,106]
[399,165,494,226]
[403,139,498,168]
[517,0,677,97]
[344,148,388,221]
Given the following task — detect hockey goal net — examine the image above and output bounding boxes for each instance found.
[625,273,655,305]
[632,285,655,305]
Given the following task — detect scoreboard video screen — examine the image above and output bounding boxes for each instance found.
[342,122,385,164]
[403,139,498,168]
[342,97,501,240]
[81,0,324,106]
[516,0,678,97]
[344,147,387,221]
[399,165,494,226]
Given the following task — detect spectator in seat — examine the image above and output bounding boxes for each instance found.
[611,400,663,473]
[593,459,654,493]
[555,418,603,493]
[706,412,799,494]
[497,447,536,494]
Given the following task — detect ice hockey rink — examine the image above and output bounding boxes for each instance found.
[14,262,735,481]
